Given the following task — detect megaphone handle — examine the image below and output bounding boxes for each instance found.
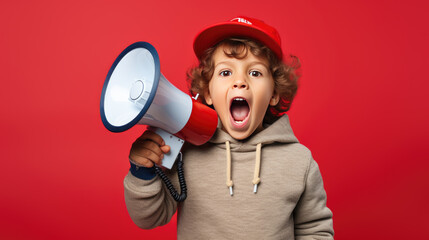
[153,128,184,169]
[154,152,187,202]
[152,128,187,202]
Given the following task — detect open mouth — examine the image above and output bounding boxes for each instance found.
[230,97,250,125]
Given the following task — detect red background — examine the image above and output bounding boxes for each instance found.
[1,0,428,239]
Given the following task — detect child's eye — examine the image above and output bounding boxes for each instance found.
[249,70,262,77]
[220,70,232,77]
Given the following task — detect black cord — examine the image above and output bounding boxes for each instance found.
[154,152,187,202]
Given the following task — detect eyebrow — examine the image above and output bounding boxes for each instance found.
[214,61,231,68]
[214,61,269,70]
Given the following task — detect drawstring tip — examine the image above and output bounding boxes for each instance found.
[253,184,258,193]
[229,186,234,196]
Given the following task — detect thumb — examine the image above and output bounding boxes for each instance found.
[160,145,171,154]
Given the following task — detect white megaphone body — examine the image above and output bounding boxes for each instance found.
[100,42,218,169]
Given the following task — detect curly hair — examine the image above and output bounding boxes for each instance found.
[187,38,301,124]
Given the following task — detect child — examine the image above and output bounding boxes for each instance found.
[124,16,334,239]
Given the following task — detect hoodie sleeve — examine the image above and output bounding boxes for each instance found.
[293,158,334,240]
[123,171,177,229]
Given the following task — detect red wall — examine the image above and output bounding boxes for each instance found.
[1,0,428,239]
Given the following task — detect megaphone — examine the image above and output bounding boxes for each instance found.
[100,42,218,201]
[100,42,218,169]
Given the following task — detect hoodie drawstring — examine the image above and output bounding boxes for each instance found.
[253,143,262,193]
[226,141,234,196]
[225,141,262,196]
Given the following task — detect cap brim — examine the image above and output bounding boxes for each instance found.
[193,22,282,60]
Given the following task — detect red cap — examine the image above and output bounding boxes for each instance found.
[193,16,283,60]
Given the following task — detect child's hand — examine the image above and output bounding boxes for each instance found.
[129,130,171,168]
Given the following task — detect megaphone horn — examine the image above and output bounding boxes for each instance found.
[100,41,218,169]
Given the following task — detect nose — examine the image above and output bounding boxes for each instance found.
[232,76,248,89]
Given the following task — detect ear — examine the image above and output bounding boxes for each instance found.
[204,89,213,105]
[269,91,280,106]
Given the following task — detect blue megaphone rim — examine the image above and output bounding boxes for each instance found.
[100,41,161,133]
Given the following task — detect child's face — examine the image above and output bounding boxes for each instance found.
[204,46,279,140]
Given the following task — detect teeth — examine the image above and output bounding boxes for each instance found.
[234,98,245,101]
[235,120,243,123]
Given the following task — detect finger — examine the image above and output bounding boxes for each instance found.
[132,140,164,157]
[136,130,165,146]
[129,146,163,167]
[129,155,155,168]
[160,145,171,154]
[130,146,164,166]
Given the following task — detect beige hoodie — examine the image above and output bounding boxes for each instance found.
[124,115,334,239]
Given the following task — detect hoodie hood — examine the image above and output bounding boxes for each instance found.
[208,114,299,195]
